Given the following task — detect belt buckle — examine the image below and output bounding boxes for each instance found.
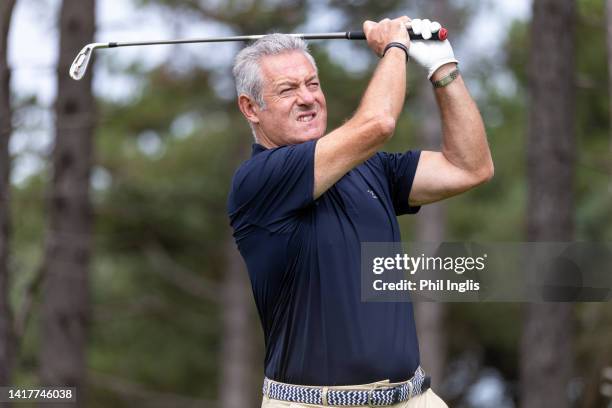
[367,387,376,407]
[367,384,390,407]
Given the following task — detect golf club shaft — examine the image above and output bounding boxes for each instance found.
[70,27,448,80]
[106,28,446,48]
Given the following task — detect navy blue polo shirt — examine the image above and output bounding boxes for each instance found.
[228,139,422,386]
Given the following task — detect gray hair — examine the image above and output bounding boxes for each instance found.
[232,34,318,139]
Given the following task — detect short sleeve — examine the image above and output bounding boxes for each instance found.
[377,150,422,215]
[228,140,316,232]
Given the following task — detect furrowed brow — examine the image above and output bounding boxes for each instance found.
[274,79,298,89]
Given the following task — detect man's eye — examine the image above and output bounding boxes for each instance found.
[280,88,292,95]
[308,82,319,89]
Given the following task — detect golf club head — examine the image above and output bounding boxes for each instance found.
[69,43,106,80]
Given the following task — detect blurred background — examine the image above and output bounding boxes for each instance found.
[1,0,611,407]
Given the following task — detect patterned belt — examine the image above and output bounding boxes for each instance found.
[262,366,430,406]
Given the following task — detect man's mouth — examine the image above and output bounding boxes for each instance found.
[297,112,317,123]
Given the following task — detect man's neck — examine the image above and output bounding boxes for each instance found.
[255,131,278,149]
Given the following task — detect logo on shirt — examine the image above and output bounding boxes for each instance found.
[367,189,378,199]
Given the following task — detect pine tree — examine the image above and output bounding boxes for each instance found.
[521,0,576,407]
[0,0,16,398]
[39,0,96,405]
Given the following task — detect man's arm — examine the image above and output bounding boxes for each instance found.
[400,19,493,206]
[409,64,494,206]
[313,17,411,199]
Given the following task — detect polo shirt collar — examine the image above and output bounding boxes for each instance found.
[252,143,268,156]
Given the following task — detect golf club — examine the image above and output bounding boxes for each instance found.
[69,27,448,81]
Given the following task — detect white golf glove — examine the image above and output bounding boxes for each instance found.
[408,19,458,79]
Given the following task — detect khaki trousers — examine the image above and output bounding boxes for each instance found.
[261,378,449,408]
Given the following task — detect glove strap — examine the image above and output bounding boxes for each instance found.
[382,42,409,62]
[432,68,460,88]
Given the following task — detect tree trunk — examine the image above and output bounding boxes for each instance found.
[0,0,16,395]
[219,230,257,408]
[607,0,612,153]
[39,0,95,405]
[414,88,447,388]
[521,1,576,407]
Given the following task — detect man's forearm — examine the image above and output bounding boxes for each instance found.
[356,48,407,123]
[433,64,493,176]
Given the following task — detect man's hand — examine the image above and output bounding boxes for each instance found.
[408,19,458,79]
[363,16,411,57]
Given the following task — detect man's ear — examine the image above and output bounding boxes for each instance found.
[238,94,261,125]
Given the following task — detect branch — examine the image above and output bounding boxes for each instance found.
[13,265,43,340]
[93,295,168,322]
[143,243,221,303]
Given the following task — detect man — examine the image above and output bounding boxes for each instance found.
[228,16,493,408]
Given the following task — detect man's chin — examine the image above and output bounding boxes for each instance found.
[294,133,322,144]
[295,126,325,143]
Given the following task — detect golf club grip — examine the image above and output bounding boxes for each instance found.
[346,28,447,41]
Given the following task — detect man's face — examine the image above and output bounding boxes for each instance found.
[250,51,327,147]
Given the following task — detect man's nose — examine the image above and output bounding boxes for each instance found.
[296,85,316,105]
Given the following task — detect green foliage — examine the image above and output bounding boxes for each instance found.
[89,64,242,402]
[8,0,612,405]
[134,0,308,34]
[501,0,612,242]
